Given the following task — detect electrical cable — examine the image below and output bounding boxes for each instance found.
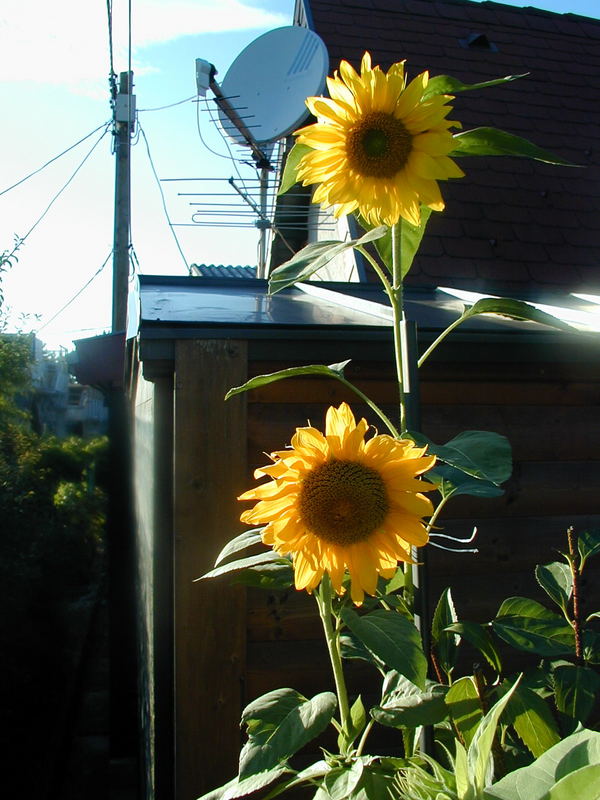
[36,250,113,333]
[106,0,117,102]
[3,123,111,266]
[0,121,112,199]
[138,122,190,273]
[138,95,196,113]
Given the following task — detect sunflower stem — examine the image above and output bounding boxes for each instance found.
[390,223,407,434]
[316,576,353,751]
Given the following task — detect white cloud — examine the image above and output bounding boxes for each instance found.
[0,0,288,88]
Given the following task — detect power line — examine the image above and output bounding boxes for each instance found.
[0,121,112,199]
[4,123,112,264]
[138,94,196,113]
[36,250,113,333]
[138,122,190,273]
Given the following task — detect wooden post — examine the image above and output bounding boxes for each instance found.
[173,340,247,800]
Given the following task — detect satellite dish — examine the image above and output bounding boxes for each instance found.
[217,26,328,146]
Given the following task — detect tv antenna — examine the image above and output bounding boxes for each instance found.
[195,26,328,277]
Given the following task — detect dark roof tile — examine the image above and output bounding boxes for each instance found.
[304,0,600,292]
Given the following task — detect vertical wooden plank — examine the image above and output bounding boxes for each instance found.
[174,340,247,800]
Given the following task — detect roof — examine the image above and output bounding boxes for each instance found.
[299,0,600,293]
[190,264,257,279]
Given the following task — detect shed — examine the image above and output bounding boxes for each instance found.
[130,274,600,800]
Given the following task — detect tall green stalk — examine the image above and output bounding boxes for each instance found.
[316,575,352,751]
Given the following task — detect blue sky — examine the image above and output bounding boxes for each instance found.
[0,0,597,350]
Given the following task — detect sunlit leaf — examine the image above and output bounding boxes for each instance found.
[278,142,312,195]
[483,728,600,800]
[500,682,560,758]
[445,676,483,747]
[214,528,264,566]
[231,562,294,591]
[222,767,292,800]
[373,676,447,729]
[239,691,337,778]
[578,529,600,569]
[428,464,505,500]
[446,621,502,673]
[450,127,577,166]
[423,72,528,99]
[492,597,575,657]
[199,551,287,581]
[553,664,600,726]
[462,297,576,332]
[341,608,427,689]
[225,360,351,400]
[268,227,387,294]
[409,430,512,486]
[535,562,573,613]
[431,587,459,678]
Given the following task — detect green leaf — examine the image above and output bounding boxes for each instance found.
[198,550,286,581]
[357,207,432,278]
[553,664,600,725]
[461,297,577,333]
[268,227,387,294]
[446,621,502,673]
[423,73,528,99]
[578,529,600,569]
[373,677,448,729]
[431,588,459,678]
[492,597,575,657]
[399,208,433,279]
[428,464,505,500]
[239,691,337,778]
[350,695,367,739]
[323,761,364,800]
[445,676,483,747]
[340,632,386,672]
[450,127,577,166]
[225,360,351,400]
[483,728,600,800]
[214,528,264,566]
[501,682,560,758]
[277,142,312,195]
[341,608,427,689]
[241,688,306,739]
[583,629,600,664]
[408,430,512,486]
[231,561,294,591]
[468,677,521,796]
[543,765,600,800]
[454,622,503,674]
[535,562,573,613]
[262,761,332,800]
[222,767,292,800]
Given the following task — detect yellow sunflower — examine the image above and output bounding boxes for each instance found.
[294,52,464,227]
[239,403,435,605]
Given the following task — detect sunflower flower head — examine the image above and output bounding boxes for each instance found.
[294,52,465,227]
[239,403,436,605]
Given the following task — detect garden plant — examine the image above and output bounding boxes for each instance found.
[200,53,600,800]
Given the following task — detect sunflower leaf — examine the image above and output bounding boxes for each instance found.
[427,464,505,500]
[431,587,459,678]
[423,73,528,99]
[445,621,503,673]
[231,562,294,591]
[225,360,351,400]
[535,562,573,614]
[461,297,577,332]
[239,691,337,778]
[449,127,578,166]
[268,228,387,294]
[552,664,600,726]
[214,528,265,566]
[445,675,483,747]
[492,597,575,657]
[578,529,600,569]
[399,208,433,279]
[278,142,312,195]
[500,681,561,758]
[408,430,512,486]
[198,550,287,581]
[341,608,427,689]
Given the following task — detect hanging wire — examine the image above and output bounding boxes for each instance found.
[2,123,111,264]
[36,250,114,333]
[0,121,112,199]
[138,122,190,273]
[139,95,196,113]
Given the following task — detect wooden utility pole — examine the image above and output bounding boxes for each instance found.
[112,71,134,332]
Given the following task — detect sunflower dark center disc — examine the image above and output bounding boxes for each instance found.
[346,111,413,178]
[298,459,389,545]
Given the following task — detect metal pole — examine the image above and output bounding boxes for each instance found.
[112,71,134,333]
[257,167,269,278]
[401,319,434,755]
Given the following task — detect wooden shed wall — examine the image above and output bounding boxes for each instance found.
[136,331,600,800]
